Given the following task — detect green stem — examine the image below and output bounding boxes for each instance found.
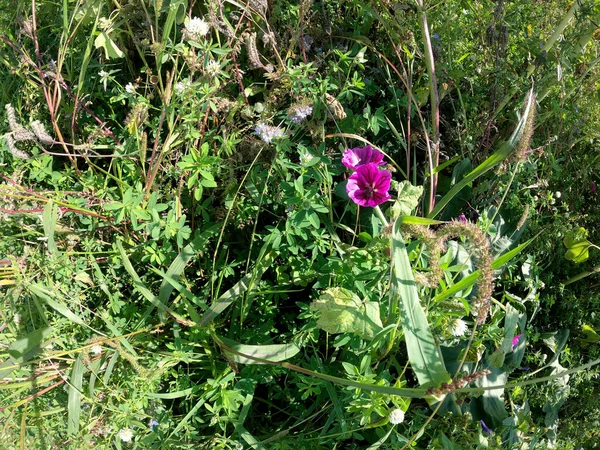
[374,205,389,228]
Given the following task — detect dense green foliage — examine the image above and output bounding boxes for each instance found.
[1,0,600,448]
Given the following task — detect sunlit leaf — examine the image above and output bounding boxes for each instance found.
[310,287,383,340]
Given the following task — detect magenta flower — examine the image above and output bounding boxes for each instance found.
[342,145,385,171]
[512,334,523,351]
[346,163,391,207]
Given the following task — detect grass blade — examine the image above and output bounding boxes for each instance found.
[214,333,300,365]
[67,354,84,435]
[158,224,220,305]
[433,237,534,304]
[429,89,535,218]
[199,247,276,326]
[390,218,451,389]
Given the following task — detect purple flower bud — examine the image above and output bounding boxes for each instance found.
[512,334,523,351]
[480,420,493,435]
[457,214,468,223]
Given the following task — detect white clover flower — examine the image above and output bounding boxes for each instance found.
[185,17,210,40]
[389,408,405,425]
[125,83,136,94]
[206,59,220,77]
[254,122,285,144]
[300,152,314,165]
[90,344,103,355]
[174,79,191,95]
[288,104,313,124]
[118,427,134,442]
[555,191,561,198]
[450,318,468,337]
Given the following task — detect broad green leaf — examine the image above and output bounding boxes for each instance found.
[67,354,84,435]
[390,219,450,388]
[0,327,53,378]
[581,324,600,344]
[310,287,383,340]
[564,229,590,263]
[391,181,423,218]
[472,367,508,428]
[216,334,300,365]
[94,32,124,59]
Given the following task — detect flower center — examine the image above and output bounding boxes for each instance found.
[364,184,377,198]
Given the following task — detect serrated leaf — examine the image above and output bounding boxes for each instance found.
[391,181,423,218]
[310,287,383,340]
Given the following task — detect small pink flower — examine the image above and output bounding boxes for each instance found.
[342,145,385,171]
[346,163,391,207]
[512,334,523,351]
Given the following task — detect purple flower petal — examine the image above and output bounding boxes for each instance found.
[512,334,523,351]
[346,163,391,208]
[480,420,493,435]
[342,145,385,170]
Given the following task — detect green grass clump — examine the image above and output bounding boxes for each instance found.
[1,0,600,448]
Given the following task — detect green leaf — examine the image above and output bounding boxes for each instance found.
[67,354,84,435]
[0,327,53,379]
[42,200,58,255]
[564,228,591,263]
[390,219,451,389]
[94,32,124,59]
[391,181,423,218]
[310,287,383,340]
[215,334,301,365]
[28,283,102,334]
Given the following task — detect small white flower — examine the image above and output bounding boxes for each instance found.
[174,79,191,95]
[98,70,109,78]
[450,319,468,337]
[125,83,136,94]
[300,152,314,165]
[355,50,367,64]
[185,17,210,40]
[13,313,21,325]
[389,408,405,425]
[555,191,561,198]
[206,59,220,77]
[98,17,112,30]
[288,104,313,124]
[118,427,134,442]
[254,122,285,144]
[90,344,103,355]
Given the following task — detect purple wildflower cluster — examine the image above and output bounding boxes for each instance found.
[342,145,391,207]
[288,104,313,124]
[254,122,285,144]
